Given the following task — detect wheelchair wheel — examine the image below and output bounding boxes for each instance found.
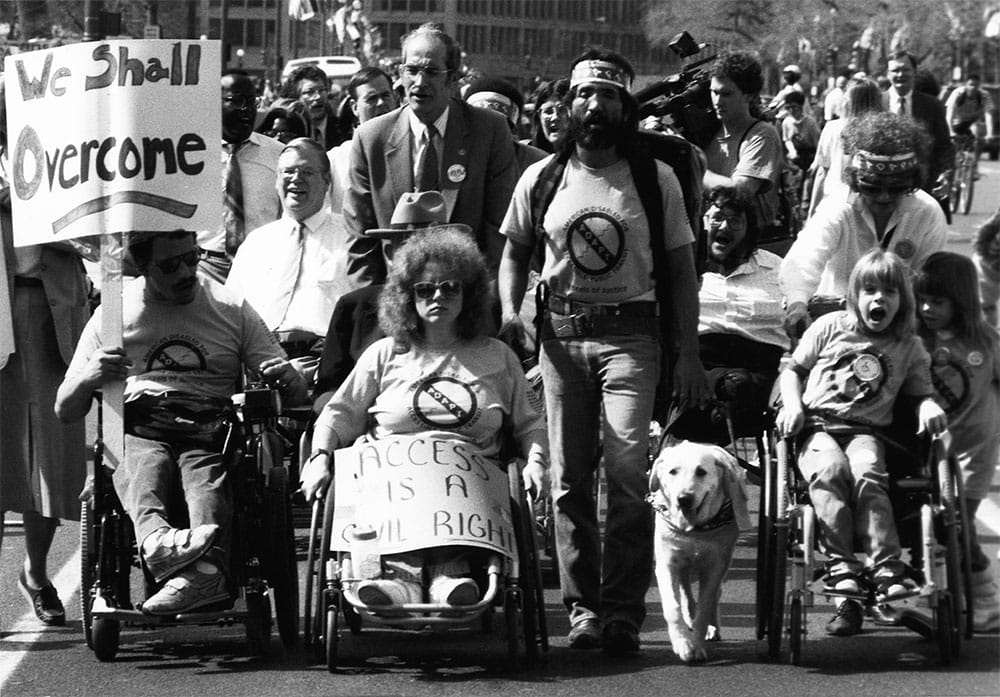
[245,587,272,656]
[80,501,95,649]
[508,462,547,662]
[264,466,299,649]
[325,591,341,673]
[935,442,965,656]
[788,593,804,666]
[504,587,524,672]
[755,436,775,641]
[303,500,321,649]
[312,489,338,663]
[935,593,954,667]
[766,438,791,660]
[92,617,120,662]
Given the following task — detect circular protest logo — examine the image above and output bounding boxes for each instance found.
[566,211,625,277]
[146,339,206,372]
[411,376,478,429]
[830,350,887,403]
[852,354,883,382]
[893,239,915,259]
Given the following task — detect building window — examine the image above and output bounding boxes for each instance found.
[209,17,221,39]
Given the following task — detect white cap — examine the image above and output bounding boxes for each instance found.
[783,64,801,75]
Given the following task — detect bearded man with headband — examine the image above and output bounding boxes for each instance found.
[780,111,947,336]
[498,48,707,654]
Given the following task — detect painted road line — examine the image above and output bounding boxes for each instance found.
[0,549,81,692]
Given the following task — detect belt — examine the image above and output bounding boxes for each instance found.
[14,276,44,287]
[547,296,658,318]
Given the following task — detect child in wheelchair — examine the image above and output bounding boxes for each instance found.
[915,252,1000,633]
[55,230,308,615]
[776,248,947,637]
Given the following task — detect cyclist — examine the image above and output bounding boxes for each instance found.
[945,74,995,178]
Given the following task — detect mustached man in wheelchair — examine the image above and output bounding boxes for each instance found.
[55,229,309,617]
[774,248,947,637]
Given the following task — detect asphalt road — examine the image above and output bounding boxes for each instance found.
[1,160,998,697]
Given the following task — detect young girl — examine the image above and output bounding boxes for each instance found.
[915,252,1000,633]
[777,248,947,637]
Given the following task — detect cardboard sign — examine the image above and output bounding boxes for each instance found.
[4,40,221,245]
[331,436,517,562]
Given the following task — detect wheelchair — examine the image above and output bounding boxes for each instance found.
[301,435,549,672]
[756,404,975,666]
[79,384,300,661]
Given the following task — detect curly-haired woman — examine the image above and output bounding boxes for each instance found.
[300,227,548,606]
[780,111,947,335]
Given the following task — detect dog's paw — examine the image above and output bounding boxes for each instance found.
[671,636,708,664]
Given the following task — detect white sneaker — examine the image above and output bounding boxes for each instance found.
[355,579,422,606]
[142,562,229,615]
[429,577,479,606]
[142,525,219,583]
[972,592,1000,633]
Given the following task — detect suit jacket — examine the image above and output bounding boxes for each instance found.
[885,90,954,189]
[343,100,517,286]
[313,284,383,402]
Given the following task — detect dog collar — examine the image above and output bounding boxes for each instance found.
[647,493,735,533]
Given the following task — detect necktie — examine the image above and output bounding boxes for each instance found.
[223,142,246,256]
[897,96,907,114]
[275,222,306,328]
[415,124,440,192]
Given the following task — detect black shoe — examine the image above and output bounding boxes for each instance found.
[602,619,640,655]
[825,600,863,636]
[18,570,65,626]
[568,617,601,649]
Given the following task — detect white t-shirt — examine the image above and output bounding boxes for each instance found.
[501,154,693,304]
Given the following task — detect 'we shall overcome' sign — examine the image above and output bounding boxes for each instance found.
[4,40,221,245]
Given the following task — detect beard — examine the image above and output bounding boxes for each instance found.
[568,113,622,150]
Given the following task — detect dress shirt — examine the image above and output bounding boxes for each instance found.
[698,250,790,351]
[885,87,912,116]
[199,132,284,254]
[226,208,351,336]
[780,188,947,306]
[407,106,449,187]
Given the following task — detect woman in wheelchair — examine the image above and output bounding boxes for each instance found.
[668,186,790,443]
[55,230,308,615]
[775,249,947,637]
[299,227,548,607]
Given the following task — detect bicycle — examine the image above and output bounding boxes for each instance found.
[950,132,977,216]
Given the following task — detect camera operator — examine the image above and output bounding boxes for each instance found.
[702,51,783,239]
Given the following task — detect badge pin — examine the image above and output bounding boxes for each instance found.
[852,354,882,381]
[447,164,466,183]
[968,350,984,367]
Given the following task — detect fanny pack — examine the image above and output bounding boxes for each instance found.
[125,392,233,443]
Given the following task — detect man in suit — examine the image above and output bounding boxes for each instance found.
[883,51,954,199]
[286,65,345,150]
[343,22,517,287]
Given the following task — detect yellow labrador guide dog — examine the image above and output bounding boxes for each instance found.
[648,438,751,663]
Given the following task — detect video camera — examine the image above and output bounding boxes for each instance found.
[634,31,720,150]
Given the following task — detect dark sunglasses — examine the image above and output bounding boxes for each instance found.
[856,181,913,197]
[155,248,205,274]
[413,279,462,300]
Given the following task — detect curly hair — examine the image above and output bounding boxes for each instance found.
[378,227,493,346]
[846,248,915,340]
[704,185,759,256]
[709,51,764,96]
[973,209,1000,260]
[841,112,930,190]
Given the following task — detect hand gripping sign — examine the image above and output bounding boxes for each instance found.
[4,40,222,466]
[331,435,518,563]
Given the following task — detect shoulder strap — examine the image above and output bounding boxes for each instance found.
[528,149,573,241]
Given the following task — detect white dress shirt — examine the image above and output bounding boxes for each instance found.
[406,106,449,186]
[225,208,351,335]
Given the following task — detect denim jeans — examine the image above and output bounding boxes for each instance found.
[540,334,659,630]
[797,431,904,575]
[113,433,231,570]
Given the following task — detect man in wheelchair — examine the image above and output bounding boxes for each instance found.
[56,229,308,615]
[667,186,790,443]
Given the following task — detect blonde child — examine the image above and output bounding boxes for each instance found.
[777,248,947,637]
[915,251,1000,633]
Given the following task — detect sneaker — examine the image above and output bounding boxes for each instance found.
[825,600,863,636]
[972,595,1000,634]
[429,577,479,606]
[871,566,920,603]
[142,524,219,583]
[602,619,640,655]
[567,617,601,649]
[142,563,229,615]
[18,569,65,626]
[821,571,865,598]
[867,603,901,626]
[355,579,422,606]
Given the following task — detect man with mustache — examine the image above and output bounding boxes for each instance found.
[198,70,283,282]
[498,48,707,655]
[55,230,307,615]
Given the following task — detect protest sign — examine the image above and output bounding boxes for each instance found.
[331,435,517,562]
[4,40,221,245]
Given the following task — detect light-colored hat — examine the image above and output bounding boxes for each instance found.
[783,64,801,75]
[366,191,470,238]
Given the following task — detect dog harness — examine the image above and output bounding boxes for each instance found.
[646,493,736,533]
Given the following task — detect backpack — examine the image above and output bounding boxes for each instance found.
[737,120,801,251]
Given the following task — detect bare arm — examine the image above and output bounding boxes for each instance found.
[54,346,131,423]
[775,367,805,437]
[664,243,708,406]
[497,237,533,346]
[703,168,765,198]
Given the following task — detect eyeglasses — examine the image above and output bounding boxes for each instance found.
[856,181,913,197]
[300,87,329,99]
[705,212,746,228]
[413,280,462,299]
[401,64,450,80]
[155,248,205,274]
[279,166,322,178]
[222,94,262,110]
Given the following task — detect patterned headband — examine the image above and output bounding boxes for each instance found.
[852,149,918,175]
[570,60,632,90]
[466,91,517,125]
